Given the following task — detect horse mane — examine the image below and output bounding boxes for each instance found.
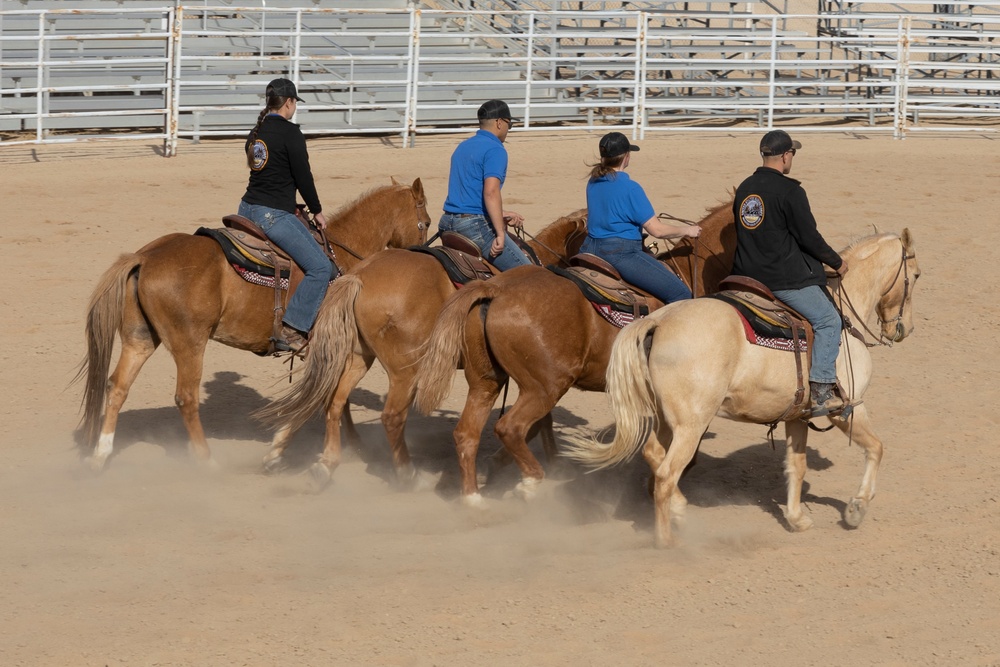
[841,232,898,262]
[327,182,403,223]
[533,207,588,246]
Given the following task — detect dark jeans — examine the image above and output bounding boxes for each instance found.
[238,200,333,332]
[439,213,532,271]
[580,236,692,304]
[773,285,842,384]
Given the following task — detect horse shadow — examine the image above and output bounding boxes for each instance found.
[546,428,846,533]
[72,371,280,463]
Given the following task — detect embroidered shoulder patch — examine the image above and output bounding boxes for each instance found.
[251,139,268,171]
[739,195,764,229]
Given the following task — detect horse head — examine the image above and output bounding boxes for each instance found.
[393,177,430,247]
[877,228,919,343]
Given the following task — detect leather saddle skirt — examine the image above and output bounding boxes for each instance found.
[408,231,501,287]
[195,213,338,279]
[548,253,658,319]
[710,275,814,347]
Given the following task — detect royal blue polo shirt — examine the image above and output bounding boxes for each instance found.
[442,130,508,215]
[585,171,655,240]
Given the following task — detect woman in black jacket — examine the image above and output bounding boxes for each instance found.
[238,78,332,353]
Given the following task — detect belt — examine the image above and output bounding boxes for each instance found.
[445,212,479,218]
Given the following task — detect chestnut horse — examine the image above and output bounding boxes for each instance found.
[412,199,735,505]
[76,179,431,471]
[253,209,591,489]
[566,230,919,547]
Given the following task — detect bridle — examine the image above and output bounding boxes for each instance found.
[835,240,916,348]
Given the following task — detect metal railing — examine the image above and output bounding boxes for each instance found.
[2,4,999,156]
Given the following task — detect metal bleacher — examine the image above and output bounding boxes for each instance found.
[2,0,999,152]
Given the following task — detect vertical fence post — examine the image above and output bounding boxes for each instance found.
[893,15,911,139]
[635,11,647,140]
[404,7,421,147]
[164,4,176,156]
[35,12,45,142]
[766,19,778,128]
[523,12,535,130]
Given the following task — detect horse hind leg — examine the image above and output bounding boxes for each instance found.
[169,344,216,468]
[88,333,158,472]
[493,390,553,502]
[832,403,883,528]
[782,419,815,532]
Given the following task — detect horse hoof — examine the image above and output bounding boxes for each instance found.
[513,477,542,501]
[84,455,108,474]
[306,462,333,493]
[783,507,814,532]
[261,453,288,476]
[845,498,868,528]
[460,493,486,509]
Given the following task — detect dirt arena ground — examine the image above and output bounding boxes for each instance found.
[1,128,998,666]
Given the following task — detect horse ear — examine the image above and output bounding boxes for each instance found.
[871,223,880,234]
[411,177,424,197]
[901,227,914,250]
[390,176,401,186]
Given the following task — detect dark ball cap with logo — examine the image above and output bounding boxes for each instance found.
[759,129,802,156]
[477,99,518,123]
[599,131,640,159]
[267,78,304,102]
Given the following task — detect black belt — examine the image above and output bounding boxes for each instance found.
[445,212,479,218]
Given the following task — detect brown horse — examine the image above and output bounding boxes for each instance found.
[76,178,431,471]
[566,230,919,546]
[253,209,591,490]
[412,198,735,505]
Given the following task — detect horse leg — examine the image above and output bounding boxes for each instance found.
[453,373,503,506]
[483,411,556,482]
[493,391,551,502]
[832,404,883,528]
[380,365,437,492]
[782,419,814,532]
[170,344,215,467]
[644,420,702,548]
[88,336,158,471]
[341,399,362,451]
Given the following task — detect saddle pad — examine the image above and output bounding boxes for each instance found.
[548,265,650,317]
[710,293,807,352]
[409,245,497,287]
[196,227,289,278]
[590,303,639,329]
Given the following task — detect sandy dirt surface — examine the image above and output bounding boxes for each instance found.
[1,128,998,666]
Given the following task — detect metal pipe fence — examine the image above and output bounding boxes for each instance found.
[1,4,999,156]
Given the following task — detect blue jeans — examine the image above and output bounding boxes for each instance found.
[580,236,692,304]
[238,200,334,333]
[439,213,532,271]
[773,285,842,384]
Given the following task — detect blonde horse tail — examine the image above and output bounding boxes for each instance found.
[414,280,499,415]
[254,274,363,432]
[564,316,661,470]
[73,253,143,451]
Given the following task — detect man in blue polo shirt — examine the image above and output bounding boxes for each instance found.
[439,99,531,269]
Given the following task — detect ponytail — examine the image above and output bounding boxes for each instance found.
[587,154,625,182]
[245,92,289,168]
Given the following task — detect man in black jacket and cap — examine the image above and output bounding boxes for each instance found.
[731,130,849,417]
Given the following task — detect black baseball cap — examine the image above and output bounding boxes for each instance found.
[599,131,640,158]
[266,78,304,102]
[760,129,802,156]
[478,99,518,123]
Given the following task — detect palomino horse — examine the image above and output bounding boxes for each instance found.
[76,179,431,471]
[253,209,591,489]
[412,199,735,504]
[566,230,919,547]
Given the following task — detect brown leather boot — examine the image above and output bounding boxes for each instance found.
[273,325,308,357]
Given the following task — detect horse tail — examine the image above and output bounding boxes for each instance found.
[414,280,499,415]
[564,315,661,470]
[73,253,143,451]
[254,274,363,432]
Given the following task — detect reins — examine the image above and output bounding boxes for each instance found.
[515,220,586,268]
[832,243,915,348]
[323,191,431,262]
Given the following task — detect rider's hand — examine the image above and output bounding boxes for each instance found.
[503,211,524,229]
[314,212,328,230]
[836,258,849,277]
[687,225,702,238]
[490,236,505,258]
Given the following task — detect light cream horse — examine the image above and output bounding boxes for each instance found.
[566,230,919,547]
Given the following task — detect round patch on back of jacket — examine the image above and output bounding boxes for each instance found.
[250,139,269,171]
[739,194,764,229]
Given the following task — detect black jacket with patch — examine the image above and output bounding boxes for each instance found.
[731,166,842,291]
[242,114,322,215]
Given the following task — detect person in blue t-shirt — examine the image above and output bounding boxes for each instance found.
[580,132,701,304]
[439,99,531,270]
